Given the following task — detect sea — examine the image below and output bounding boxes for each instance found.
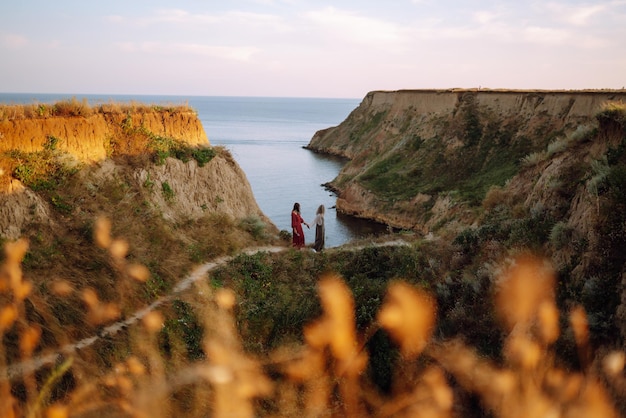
[0,93,389,248]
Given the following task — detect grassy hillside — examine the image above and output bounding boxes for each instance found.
[1,234,624,417]
[0,98,624,417]
[309,92,626,349]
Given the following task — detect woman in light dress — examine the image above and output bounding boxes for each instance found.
[312,204,325,252]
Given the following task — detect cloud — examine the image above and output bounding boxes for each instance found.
[472,10,501,24]
[522,26,571,45]
[1,33,28,49]
[177,43,260,61]
[131,8,287,30]
[542,1,626,26]
[143,9,217,25]
[115,41,260,61]
[304,7,407,48]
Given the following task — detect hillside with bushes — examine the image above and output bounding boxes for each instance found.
[307,89,626,350]
[0,95,625,417]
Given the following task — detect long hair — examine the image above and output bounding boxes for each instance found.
[292,202,300,213]
[316,204,325,215]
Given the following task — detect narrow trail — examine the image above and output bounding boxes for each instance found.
[1,239,411,381]
[1,246,284,382]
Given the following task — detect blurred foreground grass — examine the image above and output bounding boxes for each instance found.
[0,219,624,418]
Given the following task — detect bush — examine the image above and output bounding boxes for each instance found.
[597,101,626,124]
[546,136,570,157]
[482,185,509,210]
[549,221,572,249]
[191,147,216,167]
[239,216,268,240]
[161,181,175,201]
[520,151,546,167]
[10,149,80,192]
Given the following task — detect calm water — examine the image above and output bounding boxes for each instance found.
[0,93,388,247]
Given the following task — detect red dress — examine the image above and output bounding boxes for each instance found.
[292,210,305,248]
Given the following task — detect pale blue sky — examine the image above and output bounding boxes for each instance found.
[1,0,624,98]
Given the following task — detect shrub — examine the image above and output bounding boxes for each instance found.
[191,147,216,167]
[0,99,194,121]
[482,185,509,210]
[43,135,60,151]
[521,151,546,167]
[161,181,175,202]
[452,228,479,253]
[586,156,611,196]
[570,124,596,143]
[597,101,626,123]
[546,136,570,157]
[239,216,268,240]
[549,221,572,249]
[9,149,80,192]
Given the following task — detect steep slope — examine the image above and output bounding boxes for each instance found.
[307,89,626,232]
[0,106,207,161]
[0,102,284,416]
[0,102,275,242]
[307,89,626,348]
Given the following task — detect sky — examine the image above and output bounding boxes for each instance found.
[1,0,625,99]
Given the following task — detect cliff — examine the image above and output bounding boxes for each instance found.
[308,89,626,347]
[0,108,208,161]
[0,102,276,241]
[307,89,626,231]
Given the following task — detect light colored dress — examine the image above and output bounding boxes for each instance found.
[312,213,325,251]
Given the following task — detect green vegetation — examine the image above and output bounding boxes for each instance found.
[208,242,504,361]
[1,96,625,417]
[161,181,175,201]
[239,215,270,240]
[9,148,80,192]
[597,100,626,124]
[358,120,528,205]
[349,110,387,142]
[144,132,215,167]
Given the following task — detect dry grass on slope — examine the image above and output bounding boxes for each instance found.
[0,97,193,121]
[0,224,623,417]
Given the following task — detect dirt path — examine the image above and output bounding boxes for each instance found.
[1,246,284,381]
[1,239,411,381]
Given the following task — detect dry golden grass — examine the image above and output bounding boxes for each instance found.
[0,224,623,417]
[0,98,193,122]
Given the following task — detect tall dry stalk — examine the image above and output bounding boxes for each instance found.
[0,224,623,418]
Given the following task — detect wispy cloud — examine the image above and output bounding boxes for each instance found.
[540,0,626,26]
[305,7,408,49]
[123,8,288,31]
[544,2,608,26]
[1,33,28,49]
[116,41,260,61]
[522,26,571,45]
[472,10,501,24]
[140,9,219,25]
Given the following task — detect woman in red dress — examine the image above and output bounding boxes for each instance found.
[291,202,309,248]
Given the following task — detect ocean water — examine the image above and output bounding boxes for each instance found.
[0,93,388,247]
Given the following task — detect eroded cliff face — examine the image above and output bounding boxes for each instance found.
[307,89,626,232]
[308,89,626,347]
[0,108,275,240]
[309,89,626,159]
[0,110,208,161]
